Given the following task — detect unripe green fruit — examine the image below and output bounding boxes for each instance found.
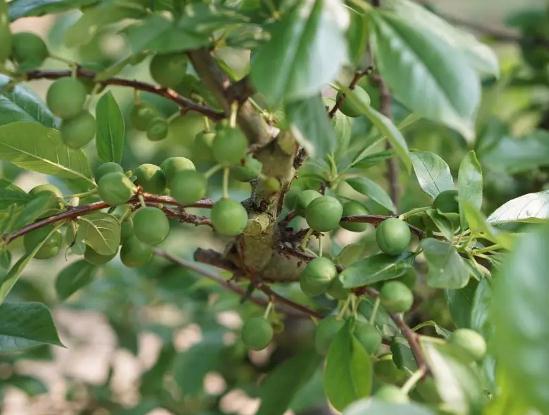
[191,131,216,162]
[11,32,48,70]
[232,155,263,182]
[337,86,370,118]
[60,111,96,149]
[134,164,166,194]
[121,219,134,242]
[299,257,337,297]
[448,328,487,362]
[84,246,117,265]
[211,198,248,236]
[146,117,168,141]
[149,53,188,88]
[315,316,344,354]
[29,184,62,209]
[283,189,300,211]
[46,77,87,119]
[0,26,11,62]
[354,321,382,354]
[341,201,369,232]
[212,127,248,166]
[433,189,459,214]
[98,172,136,206]
[380,281,413,313]
[262,177,281,195]
[305,196,343,232]
[376,218,411,256]
[161,157,195,181]
[95,162,123,181]
[132,207,170,246]
[375,385,409,403]
[295,190,321,215]
[170,170,207,205]
[241,317,273,350]
[23,226,63,259]
[130,103,158,131]
[167,113,204,146]
[120,236,153,268]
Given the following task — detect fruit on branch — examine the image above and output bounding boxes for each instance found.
[315,316,344,354]
[134,164,166,194]
[380,281,413,314]
[121,218,134,241]
[283,189,300,211]
[262,177,281,196]
[212,127,248,166]
[305,196,343,232]
[232,155,263,182]
[336,86,370,118]
[146,117,169,141]
[149,53,188,88]
[354,321,382,354]
[60,111,96,149]
[161,156,196,181]
[29,184,62,209]
[295,190,321,215]
[0,23,11,62]
[375,384,409,403]
[341,201,369,232]
[169,170,207,205]
[241,317,273,350]
[130,103,158,131]
[23,226,63,260]
[191,131,216,162]
[84,246,117,265]
[133,207,170,246]
[95,162,124,181]
[11,32,48,70]
[433,189,459,213]
[448,328,487,362]
[46,77,87,119]
[299,257,338,297]
[97,172,136,206]
[120,236,153,268]
[167,113,205,146]
[211,198,248,236]
[376,218,411,256]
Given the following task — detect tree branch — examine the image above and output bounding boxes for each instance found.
[24,68,225,120]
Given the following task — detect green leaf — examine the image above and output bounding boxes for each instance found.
[0,223,63,302]
[173,340,222,396]
[410,151,454,199]
[423,342,483,414]
[458,151,482,230]
[96,92,125,163]
[344,398,435,415]
[487,190,549,225]
[463,202,513,249]
[340,253,413,288]
[11,193,56,230]
[446,280,477,329]
[8,0,97,21]
[64,0,146,47]
[2,374,48,396]
[0,178,31,209]
[493,225,549,413]
[0,122,93,184]
[286,95,336,158]
[383,0,499,77]
[0,302,63,352]
[257,351,321,415]
[343,87,411,172]
[421,238,470,289]
[346,8,368,65]
[251,0,348,104]
[324,321,372,411]
[55,260,97,301]
[0,75,58,127]
[0,0,10,62]
[369,10,480,139]
[347,177,396,213]
[77,213,120,256]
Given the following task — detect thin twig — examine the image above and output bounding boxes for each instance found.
[24,69,225,120]
[328,67,372,118]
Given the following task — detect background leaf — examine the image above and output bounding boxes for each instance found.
[55,260,97,301]
[487,190,549,224]
[0,122,93,184]
[369,10,480,139]
[340,253,412,288]
[421,238,470,289]
[347,177,396,213]
[8,0,97,21]
[96,91,125,163]
[410,151,454,199]
[0,179,31,209]
[0,302,63,352]
[344,398,435,415]
[458,151,483,230]
[251,0,348,104]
